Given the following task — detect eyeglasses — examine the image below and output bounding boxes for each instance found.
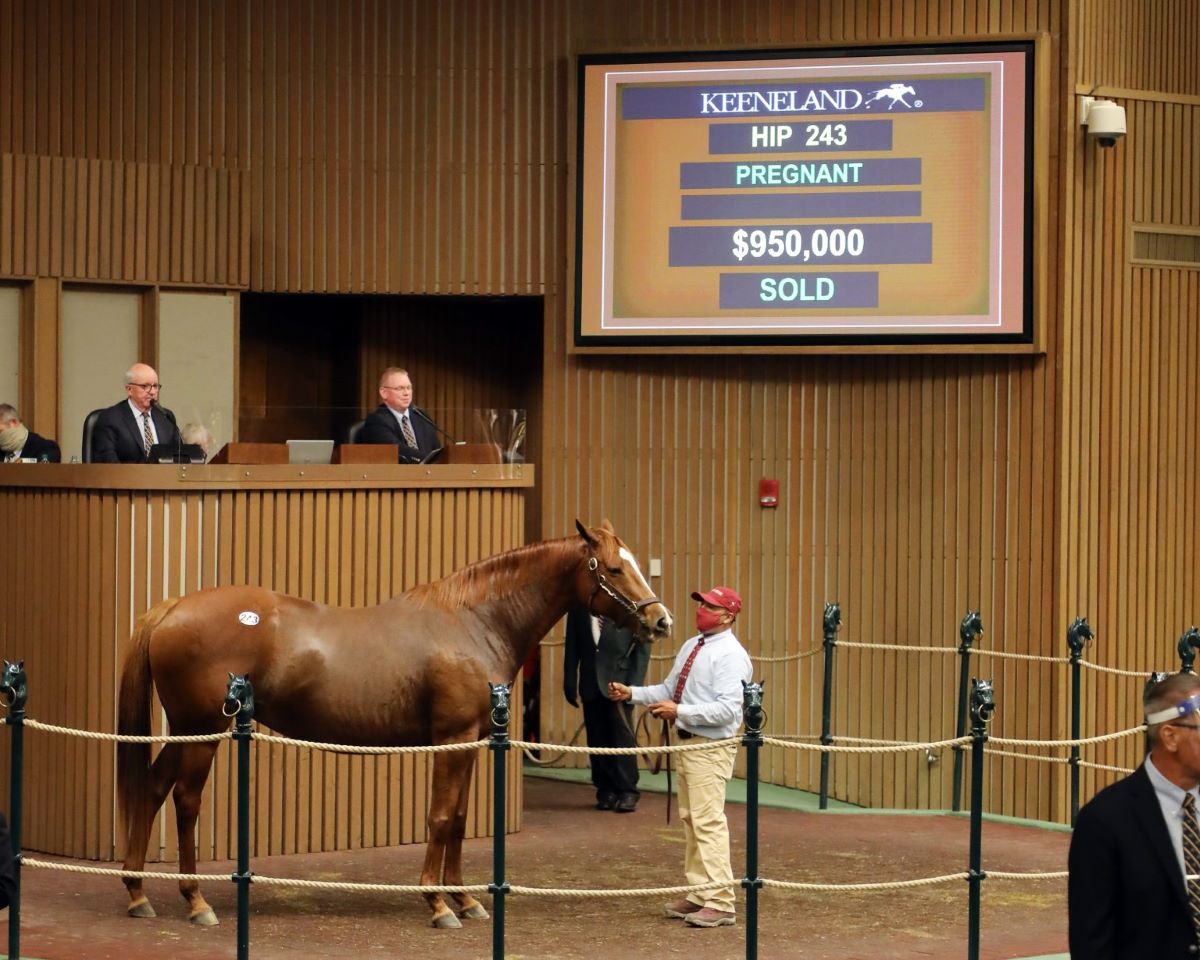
[381,385,412,392]
[128,383,162,391]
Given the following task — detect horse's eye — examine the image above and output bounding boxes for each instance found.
[607,566,622,575]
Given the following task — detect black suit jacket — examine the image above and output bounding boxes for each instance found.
[90,401,181,464]
[13,431,61,462]
[358,404,440,463]
[1068,764,1198,959]
[0,811,15,909]
[563,607,650,704]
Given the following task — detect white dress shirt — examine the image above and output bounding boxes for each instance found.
[127,399,159,446]
[1144,755,1200,878]
[388,407,414,437]
[629,628,752,739]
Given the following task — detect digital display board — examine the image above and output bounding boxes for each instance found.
[572,44,1035,349]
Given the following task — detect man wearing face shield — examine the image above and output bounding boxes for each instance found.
[0,404,60,462]
[608,585,752,928]
[1069,672,1200,957]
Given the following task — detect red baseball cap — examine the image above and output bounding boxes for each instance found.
[691,586,742,616]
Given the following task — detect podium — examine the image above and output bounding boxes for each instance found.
[333,444,398,465]
[210,442,288,464]
[432,443,503,465]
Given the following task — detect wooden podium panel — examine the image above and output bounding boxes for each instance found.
[0,463,533,861]
[210,441,288,464]
[434,442,503,464]
[333,443,398,464]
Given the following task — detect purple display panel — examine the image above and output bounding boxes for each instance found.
[680,157,921,189]
[623,77,986,120]
[719,272,880,309]
[681,190,921,220]
[668,223,932,267]
[708,119,893,154]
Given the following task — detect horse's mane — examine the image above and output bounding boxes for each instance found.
[407,535,580,610]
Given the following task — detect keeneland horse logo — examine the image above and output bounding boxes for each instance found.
[866,83,917,109]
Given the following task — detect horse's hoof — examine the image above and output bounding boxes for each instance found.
[432,910,462,929]
[127,898,156,919]
[189,908,220,927]
[458,903,489,920]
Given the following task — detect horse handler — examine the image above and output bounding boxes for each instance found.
[608,586,752,928]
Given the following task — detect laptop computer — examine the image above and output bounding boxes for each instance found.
[286,439,335,465]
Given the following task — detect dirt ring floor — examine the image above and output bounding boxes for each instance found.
[6,774,1070,960]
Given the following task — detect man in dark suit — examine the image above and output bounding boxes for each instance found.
[563,606,649,812]
[1069,672,1200,958]
[0,811,15,909]
[358,367,441,463]
[89,363,181,463]
[0,403,61,462]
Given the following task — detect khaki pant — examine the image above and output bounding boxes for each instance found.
[677,740,738,912]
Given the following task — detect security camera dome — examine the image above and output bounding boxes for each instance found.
[1083,99,1126,147]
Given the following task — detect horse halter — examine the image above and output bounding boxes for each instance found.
[584,550,662,624]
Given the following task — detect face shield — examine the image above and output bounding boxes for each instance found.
[1146,693,1200,725]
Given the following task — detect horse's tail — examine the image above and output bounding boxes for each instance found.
[117,597,182,831]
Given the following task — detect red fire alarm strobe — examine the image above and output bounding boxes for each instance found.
[758,478,779,508]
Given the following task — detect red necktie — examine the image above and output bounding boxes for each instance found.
[672,638,705,703]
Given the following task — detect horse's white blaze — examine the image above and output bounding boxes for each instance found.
[618,546,655,599]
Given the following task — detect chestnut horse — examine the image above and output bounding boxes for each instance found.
[117,520,672,928]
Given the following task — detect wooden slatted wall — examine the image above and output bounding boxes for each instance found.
[1059,0,1200,822]
[1,0,1197,824]
[0,476,527,861]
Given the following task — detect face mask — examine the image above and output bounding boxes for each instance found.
[696,607,725,634]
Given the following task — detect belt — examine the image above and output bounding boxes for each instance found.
[676,729,694,739]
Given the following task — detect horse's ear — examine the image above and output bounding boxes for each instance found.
[575,520,598,546]
[600,518,615,534]
[228,672,236,682]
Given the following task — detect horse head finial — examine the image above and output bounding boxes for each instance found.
[223,673,255,719]
[970,678,995,726]
[822,602,842,638]
[741,680,765,734]
[1179,627,1200,673]
[0,660,27,711]
[1066,617,1094,658]
[489,682,511,729]
[959,610,984,650]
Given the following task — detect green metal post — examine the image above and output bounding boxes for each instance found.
[488,683,512,960]
[226,675,256,960]
[2,661,28,960]
[741,681,765,960]
[818,603,840,810]
[967,678,994,960]
[1066,618,1093,826]
[951,611,983,813]
[1178,626,1200,673]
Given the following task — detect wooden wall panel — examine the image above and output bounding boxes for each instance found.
[0,0,1197,827]
[0,469,528,861]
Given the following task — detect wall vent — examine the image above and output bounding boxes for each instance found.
[1131,224,1200,269]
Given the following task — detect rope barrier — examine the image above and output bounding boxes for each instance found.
[21,859,227,882]
[834,640,957,654]
[1078,759,1134,774]
[1078,660,1157,678]
[969,650,1071,664]
[506,881,713,898]
[762,872,967,891]
[251,875,491,894]
[989,725,1145,748]
[986,747,1071,765]
[762,735,972,754]
[986,870,1068,880]
[24,720,231,744]
[509,737,738,756]
[250,733,488,754]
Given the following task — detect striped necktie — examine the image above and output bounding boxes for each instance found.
[141,412,154,456]
[399,414,418,449]
[672,638,705,703]
[1181,793,1200,941]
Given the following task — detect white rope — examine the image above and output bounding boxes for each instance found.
[252,875,490,894]
[508,738,737,756]
[834,640,957,654]
[507,881,713,898]
[250,732,487,754]
[987,870,1068,880]
[21,858,226,882]
[970,650,1071,664]
[1078,759,1134,774]
[989,725,1145,748]
[763,872,967,891]
[24,719,231,744]
[762,735,971,754]
[751,648,823,663]
[832,735,929,746]
[1078,660,1156,678]
[986,747,1071,765]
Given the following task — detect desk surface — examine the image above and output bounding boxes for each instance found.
[0,461,534,491]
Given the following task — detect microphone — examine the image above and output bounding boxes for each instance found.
[150,399,182,463]
[409,405,460,446]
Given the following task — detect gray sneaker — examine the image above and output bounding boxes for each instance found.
[663,899,703,919]
[685,907,736,927]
